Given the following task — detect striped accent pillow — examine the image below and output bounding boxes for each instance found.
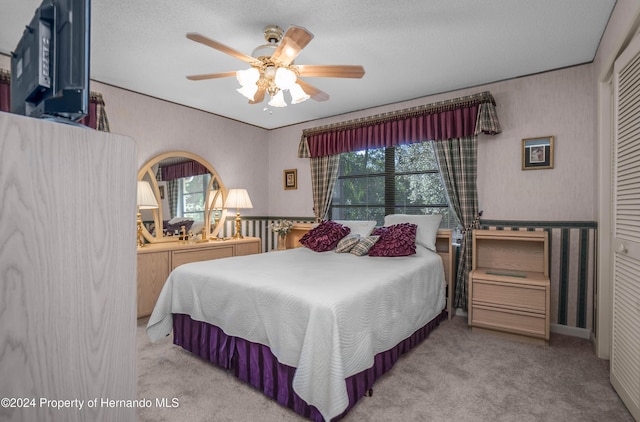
[335,234,361,253]
[350,236,380,256]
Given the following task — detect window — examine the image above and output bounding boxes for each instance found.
[177,173,211,222]
[330,142,457,227]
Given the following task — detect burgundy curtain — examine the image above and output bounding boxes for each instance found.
[161,160,209,181]
[79,98,99,129]
[307,105,479,157]
[0,69,10,112]
[299,91,500,158]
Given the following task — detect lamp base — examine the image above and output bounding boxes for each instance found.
[137,212,145,247]
[232,211,244,239]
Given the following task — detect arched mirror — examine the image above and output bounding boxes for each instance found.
[137,151,227,244]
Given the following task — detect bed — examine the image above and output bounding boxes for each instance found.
[147,219,454,421]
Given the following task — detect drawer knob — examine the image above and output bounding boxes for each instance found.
[616,243,628,254]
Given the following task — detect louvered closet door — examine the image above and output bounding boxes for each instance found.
[612,31,640,422]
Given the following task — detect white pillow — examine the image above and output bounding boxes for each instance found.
[333,220,377,237]
[383,214,442,252]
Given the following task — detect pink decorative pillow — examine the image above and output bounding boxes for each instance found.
[368,223,418,257]
[299,220,351,252]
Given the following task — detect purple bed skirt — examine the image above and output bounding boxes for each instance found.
[173,309,447,421]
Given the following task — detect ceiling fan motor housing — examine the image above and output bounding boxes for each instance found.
[252,25,284,59]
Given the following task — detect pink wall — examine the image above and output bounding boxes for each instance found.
[268,64,597,222]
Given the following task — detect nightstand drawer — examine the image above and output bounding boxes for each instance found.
[472,279,546,313]
[472,305,547,338]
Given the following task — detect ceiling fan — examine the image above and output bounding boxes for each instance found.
[185,25,365,107]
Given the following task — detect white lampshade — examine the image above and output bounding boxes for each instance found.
[290,82,310,104]
[275,67,296,90]
[236,68,260,86]
[268,90,287,108]
[237,84,259,101]
[208,189,224,209]
[137,181,158,209]
[224,188,253,210]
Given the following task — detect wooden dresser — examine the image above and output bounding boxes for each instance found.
[468,230,550,344]
[137,237,261,317]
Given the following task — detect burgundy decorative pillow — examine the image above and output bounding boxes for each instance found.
[299,220,351,252]
[368,223,418,257]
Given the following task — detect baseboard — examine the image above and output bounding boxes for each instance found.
[550,323,591,339]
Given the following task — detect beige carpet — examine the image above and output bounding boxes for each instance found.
[137,316,633,422]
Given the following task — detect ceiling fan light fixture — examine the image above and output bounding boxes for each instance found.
[290,83,310,104]
[237,84,258,101]
[268,90,287,108]
[186,26,364,109]
[236,68,260,86]
[275,67,297,90]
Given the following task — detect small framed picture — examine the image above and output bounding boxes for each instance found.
[284,169,297,190]
[522,136,554,170]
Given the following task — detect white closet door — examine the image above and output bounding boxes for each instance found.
[612,31,640,422]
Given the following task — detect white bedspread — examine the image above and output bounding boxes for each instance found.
[147,245,445,421]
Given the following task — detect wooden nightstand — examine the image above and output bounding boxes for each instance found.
[468,230,550,344]
[285,223,316,249]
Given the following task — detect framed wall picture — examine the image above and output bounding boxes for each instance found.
[284,169,297,190]
[522,136,554,170]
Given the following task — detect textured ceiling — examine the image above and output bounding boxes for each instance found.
[0,0,616,129]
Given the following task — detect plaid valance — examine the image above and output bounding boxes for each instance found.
[298,91,501,158]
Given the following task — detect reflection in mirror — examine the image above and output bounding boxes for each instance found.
[137,151,226,243]
[208,189,225,240]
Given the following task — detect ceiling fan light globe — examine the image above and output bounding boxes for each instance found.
[264,65,277,80]
[236,68,260,86]
[275,67,297,90]
[290,83,311,104]
[237,84,258,101]
[268,90,287,107]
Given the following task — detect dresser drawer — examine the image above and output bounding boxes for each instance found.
[236,241,260,256]
[172,246,234,269]
[472,279,546,313]
[472,305,547,339]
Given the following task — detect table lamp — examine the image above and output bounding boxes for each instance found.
[224,188,253,240]
[137,181,159,247]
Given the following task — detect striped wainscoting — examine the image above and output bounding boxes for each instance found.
[479,220,597,336]
[219,216,316,252]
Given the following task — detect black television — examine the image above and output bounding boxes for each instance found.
[10,0,90,123]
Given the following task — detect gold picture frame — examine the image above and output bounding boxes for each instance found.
[522,136,554,170]
[284,169,297,190]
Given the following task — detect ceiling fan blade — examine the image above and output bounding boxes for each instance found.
[271,26,314,66]
[186,71,237,81]
[297,79,329,102]
[186,32,256,64]
[249,87,266,104]
[297,65,365,79]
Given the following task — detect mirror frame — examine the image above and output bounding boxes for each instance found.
[137,151,227,244]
